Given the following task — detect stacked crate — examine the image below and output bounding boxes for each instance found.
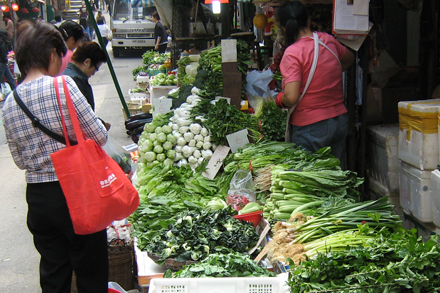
[398,99,440,233]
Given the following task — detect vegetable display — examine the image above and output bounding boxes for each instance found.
[287,227,440,292]
[191,98,259,146]
[150,73,178,86]
[130,163,230,249]
[197,40,252,98]
[164,252,276,278]
[146,209,259,263]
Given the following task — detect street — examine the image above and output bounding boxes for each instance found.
[0,42,145,292]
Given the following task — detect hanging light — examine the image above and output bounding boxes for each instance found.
[204,0,228,14]
[204,0,229,3]
[1,5,10,12]
[11,3,19,11]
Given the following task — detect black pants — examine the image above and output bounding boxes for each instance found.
[26,181,108,293]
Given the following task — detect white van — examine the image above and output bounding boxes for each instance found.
[110,0,156,57]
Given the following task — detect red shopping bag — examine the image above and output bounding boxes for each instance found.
[50,76,139,235]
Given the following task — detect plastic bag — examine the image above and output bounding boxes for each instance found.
[102,136,132,174]
[1,82,11,97]
[245,69,274,99]
[226,170,256,211]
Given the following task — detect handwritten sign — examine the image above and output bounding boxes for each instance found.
[152,98,172,116]
[202,145,230,180]
[226,129,249,153]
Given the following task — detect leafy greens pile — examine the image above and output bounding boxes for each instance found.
[287,227,440,293]
[130,163,233,249]
[146,208,259,263]
[163,252,276,278]
[191,98,259,146]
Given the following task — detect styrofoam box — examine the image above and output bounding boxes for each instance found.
[430,169,440,227]
[368,177,402,218]
[149,84,178,100]
[400,161,433,223]
[149,276,289,293]
[398,99,440,170]
[366,124,400,192]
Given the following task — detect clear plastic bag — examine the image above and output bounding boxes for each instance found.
[102,136,132,174]
[226,170,256,211]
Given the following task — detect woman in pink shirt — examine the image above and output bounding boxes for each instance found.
[56,21,85,75]
[275,1,354,168]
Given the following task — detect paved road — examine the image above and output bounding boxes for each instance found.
[0,35,145,292]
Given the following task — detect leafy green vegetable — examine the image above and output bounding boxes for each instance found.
[287,227,440,292]
[146,208,259,263]
[191,99,259,146]
[164,252,276,278]
[260,101,288,142]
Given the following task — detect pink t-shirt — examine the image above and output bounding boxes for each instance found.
[58,49,74,75]
[280,32,347,126]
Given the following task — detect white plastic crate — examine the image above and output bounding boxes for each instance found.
[149,83,178,100]
[366,124,400,192]
[431,169,440,227]
[398,99,440,170]
[149,276,289,293]
[399,161,433,223]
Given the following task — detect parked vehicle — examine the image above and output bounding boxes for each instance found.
[110,0,156,57]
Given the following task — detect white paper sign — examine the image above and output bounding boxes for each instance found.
[152,98,172,116]
[226,129,249,153]
[202,145,230,180]
[221,39,237,63]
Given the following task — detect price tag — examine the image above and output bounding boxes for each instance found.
[152,98,172,116]
[221,39,237,63]
[226,129,249,153]
[202,145,230,180]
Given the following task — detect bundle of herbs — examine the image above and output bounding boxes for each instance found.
[146,208,259,263]
[163,252,276,278]
[287,227,440,292]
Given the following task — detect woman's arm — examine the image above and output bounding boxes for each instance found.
[340,49,355,72]
[281,81,301,108]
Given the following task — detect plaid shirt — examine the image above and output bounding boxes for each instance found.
[2,75,108,183]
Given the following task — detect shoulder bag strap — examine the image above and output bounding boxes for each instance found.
[13,88,76,145]
[285,32,320,141]
[53,76,85,147]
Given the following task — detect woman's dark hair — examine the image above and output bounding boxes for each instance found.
[276,1,309,46]
[0,29,9,44]
[152,11,160,20]
[71,41,107,68]
[15,20,67,76]
[57,20,84,42]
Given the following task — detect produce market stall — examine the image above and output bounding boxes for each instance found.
[111,2,440,291]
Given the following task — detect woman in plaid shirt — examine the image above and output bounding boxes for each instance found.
[2,20,109,292]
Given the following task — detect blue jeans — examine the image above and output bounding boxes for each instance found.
[290,113,348,169]
[0,62,16,91]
